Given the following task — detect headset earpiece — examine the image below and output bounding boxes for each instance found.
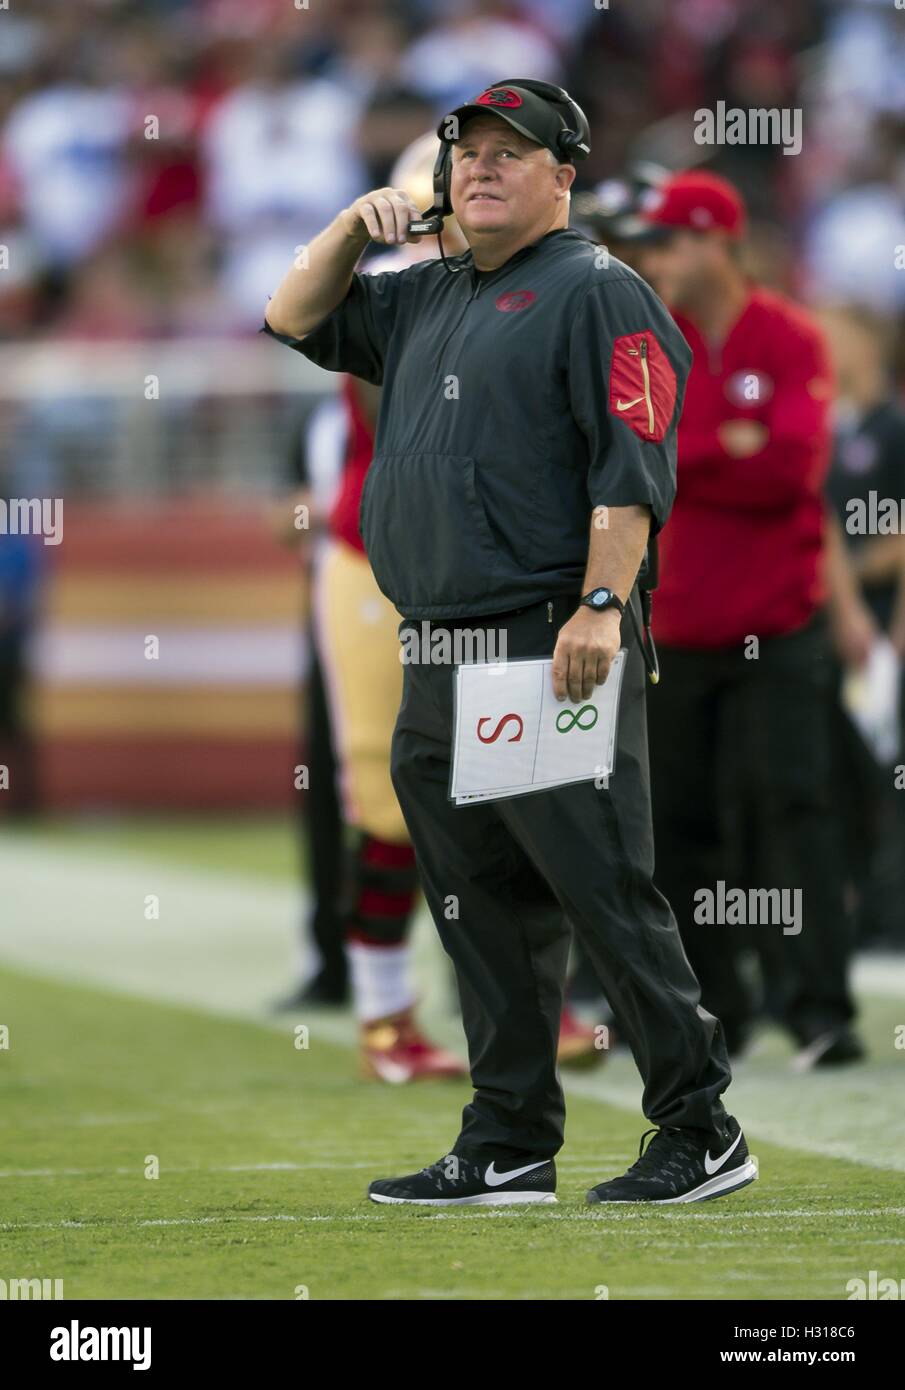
[558,128,591,161]
[490,77,591,162]
[429,141,453,218]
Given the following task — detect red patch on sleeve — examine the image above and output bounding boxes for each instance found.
[608,330,677,443]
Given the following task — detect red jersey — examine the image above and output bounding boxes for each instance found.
[655,286,833,648]
[329,375,374,555]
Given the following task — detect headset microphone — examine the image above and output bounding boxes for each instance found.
[407,139,455,244]
[408,214,444,236]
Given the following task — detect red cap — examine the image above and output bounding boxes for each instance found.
[640,171,746,238]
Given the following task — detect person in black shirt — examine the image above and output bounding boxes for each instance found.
[262,80,755,1207]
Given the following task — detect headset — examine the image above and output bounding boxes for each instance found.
[408,79,592,268]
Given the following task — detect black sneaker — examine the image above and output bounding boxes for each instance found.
[270,968,349,1012]
[586,1115,757,1205]
[791,1026,866,1072]
[368,1152,557,1206]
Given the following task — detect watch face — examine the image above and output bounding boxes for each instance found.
[591,588,612,607]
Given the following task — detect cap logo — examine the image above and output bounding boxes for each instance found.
[476,88,523,109]
[690,206,714,228]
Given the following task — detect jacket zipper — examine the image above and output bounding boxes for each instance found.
[547,600,553,624]
[431,238,544,371]
[639,338,655,435]
[433,275,485,371]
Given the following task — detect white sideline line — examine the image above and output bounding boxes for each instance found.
[0,1162,631,1184]
[0,1162,388,1178]
[423,1205,905,1220]
[2,1206,904,1235]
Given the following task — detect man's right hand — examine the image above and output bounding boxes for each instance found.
[339,187,424,246]
[265,187,423,341]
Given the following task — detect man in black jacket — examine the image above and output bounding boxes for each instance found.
[263,80,755,1206]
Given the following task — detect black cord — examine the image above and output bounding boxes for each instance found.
[627,590,660,686]
[436,230,466,273]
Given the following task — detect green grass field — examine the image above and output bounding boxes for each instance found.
[2,818,904,1300]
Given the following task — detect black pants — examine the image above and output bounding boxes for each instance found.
[389,590,732,1161]
[646,612,857,1046]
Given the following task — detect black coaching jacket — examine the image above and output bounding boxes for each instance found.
[263,227,691,620]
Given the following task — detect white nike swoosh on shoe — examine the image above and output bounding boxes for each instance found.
[484,1160,548,1188]
[704,1128,744,1175]
[790,1031,836,1073]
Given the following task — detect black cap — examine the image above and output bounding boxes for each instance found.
[438,82,589,164]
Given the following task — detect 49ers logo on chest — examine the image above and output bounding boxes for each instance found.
[495,290,536,313]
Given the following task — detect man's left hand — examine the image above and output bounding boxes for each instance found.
[552,606,622,702]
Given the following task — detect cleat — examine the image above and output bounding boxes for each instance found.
[360,1007,467,1083]
[557,1005,607,1068]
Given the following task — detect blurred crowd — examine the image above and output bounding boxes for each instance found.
[0,0,902,357]
[1,1,904,1075]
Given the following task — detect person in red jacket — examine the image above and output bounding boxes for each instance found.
[634,171,863,1068]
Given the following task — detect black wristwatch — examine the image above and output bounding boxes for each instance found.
[579,587,624,615]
